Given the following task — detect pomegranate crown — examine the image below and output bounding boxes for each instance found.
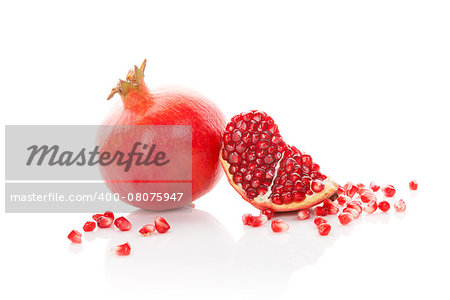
[107,59,147,100]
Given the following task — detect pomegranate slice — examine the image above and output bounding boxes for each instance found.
[220,111,338,212]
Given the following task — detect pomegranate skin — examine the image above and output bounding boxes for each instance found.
[101,61,225,210]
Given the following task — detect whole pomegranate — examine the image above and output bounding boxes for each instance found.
[100,60,225,210]
[220,110,338,212]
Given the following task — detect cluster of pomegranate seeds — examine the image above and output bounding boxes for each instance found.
[111,242,131,256]
[67,230,82,244]
[297,209,310,220]
[409,180,418,191]
[68,211,172,255]
[83,221,96,232]
[271,219,289,233]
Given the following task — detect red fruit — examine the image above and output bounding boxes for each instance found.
[82,221,96,232]
[361,191,377,203]
[114,217,132,231]
[242,213,253,225]
[297,209,310,220]
[323,199,339,215]
[343,207,360,219]
[337,186,345,195]
[68,230,82,243]
[260,208,274,220]
[139,224,156,236]
[250,215,268,227]
[220,111,339,212]
[111,242,131,256]
[313,206,328,216]
[103,211,115,220]
[92,214,103,221]
[344,182,359,198]
[409,180,418,191]
[97,216,113,228]
[382,185,396,197]
[154,217,170,233]
[101,60,226,210]
[346,201,362,214]
[364,200,378,214]
[318,223,331,236]
[378,201,391,212]
[394,199,406,212]
[336,195,350,206]
[338,213,354,225]
[369,181,380,192]
[271,219,289,233]
[314,216,327,226]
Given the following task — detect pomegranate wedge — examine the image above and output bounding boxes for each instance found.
[220,110,338,212]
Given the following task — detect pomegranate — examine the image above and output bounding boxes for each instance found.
[220,111,338,212]
[271,219,289,233]
[101,60,225,210]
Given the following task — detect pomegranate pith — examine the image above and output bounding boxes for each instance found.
[220,111,338,212]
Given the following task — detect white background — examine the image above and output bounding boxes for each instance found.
[1,0,449,299]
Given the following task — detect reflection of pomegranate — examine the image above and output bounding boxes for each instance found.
[220,110,338,212]
[100,60,225,210]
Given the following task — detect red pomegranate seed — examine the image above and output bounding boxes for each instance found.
[92,214,103,221]
[344,182,358,198]
[271,219,289,233]
[378,201,391,212]
[318,223,331,236]
[381,185,396,198]
[363,200,378,214]
[103,211,115,220]
[250,215,268,227]
[336,195,350,206]
[154,217,170,233]
[337,186,345,195]
[111,242,131,256]
[242,213,253,225]
[68,230,82,243]
[369,181,380,192]
[311,180,325,193]
[313,206,328,216]
[139,224,156,236]
[323,199,339,215]
[346,201,362,214]
[343,207,360,219]
[297,209,310,220]
[314,216,327,226]
[338,213,354,225]
[97,216,113,228]
[361,191,377,203]
[82,221,96,232]
[394,199,406,212]
[114,216,132,231]
[260,208,274,220]
[409,180,418,191]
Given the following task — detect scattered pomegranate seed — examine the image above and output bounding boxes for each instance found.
[323,199,339,215]
[394,199,406,212]
[314,216,327,226]
[68,230,82,243]
[82,221,96,232]
[338,212,354,225]
[361,191,377,203]
[409,180,418,191]
[313,206,328,216]
[344,182,358,198]
[297,209,310,220]
[346,201,362,214]
[337,186,345,195]
[260,208,274,220]
[343,207,360,219]
[154,217,170,233]
[378,201,391,212]
[336,195,350,206]
[318,223,331,236]
[139,224,156,236]
[97,216,113,228]
[369,181,380,192]
[250,215,268,227]
[103,211,115,220]
[311,180,325,193]
[111,242,131,256]
[381,185,396,197]
[92,214,103,221]
[114,216,132,231]
[363,200,378,214]
[242,213,253,225]
[271,219,289,233]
